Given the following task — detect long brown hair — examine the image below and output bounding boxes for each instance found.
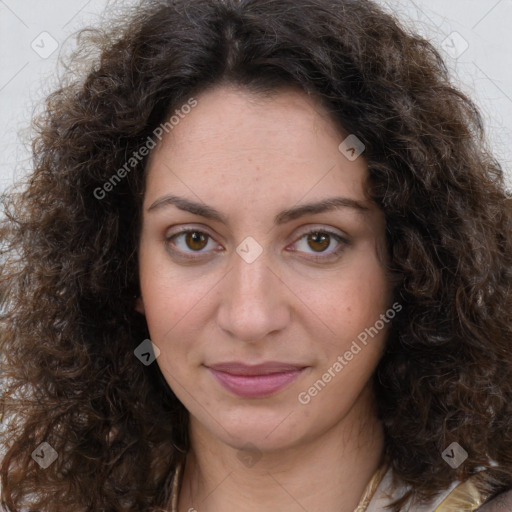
[1,0,512,510]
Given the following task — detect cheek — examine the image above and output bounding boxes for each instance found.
[141,280,204,365]
[344,269,389,331]
[298,261,390,412]
[298,250,390,345]
[138,242,205,337]
[138,249,191,362]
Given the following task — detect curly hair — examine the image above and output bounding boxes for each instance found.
[1,0,512,510]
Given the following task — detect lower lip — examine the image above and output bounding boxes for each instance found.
[208,368,305,398]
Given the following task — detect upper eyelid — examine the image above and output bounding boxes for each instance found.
[165,224,349,243]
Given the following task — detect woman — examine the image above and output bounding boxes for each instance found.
[1,0,511,510]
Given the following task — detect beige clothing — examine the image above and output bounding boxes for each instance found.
[170,460,512,511]
[366,467,512,512]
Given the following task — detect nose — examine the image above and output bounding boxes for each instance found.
[216,246,291,343]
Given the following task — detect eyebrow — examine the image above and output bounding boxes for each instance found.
[147,194,369,225]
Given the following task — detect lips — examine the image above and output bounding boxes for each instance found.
[208,362,305,375]
[207,362,306,398]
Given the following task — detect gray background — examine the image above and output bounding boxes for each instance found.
[1,0,511,191]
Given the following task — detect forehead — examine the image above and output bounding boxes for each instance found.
[144,84,370,215]
[149,83,347,155]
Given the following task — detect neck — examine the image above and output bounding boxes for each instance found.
[177,386,385,512]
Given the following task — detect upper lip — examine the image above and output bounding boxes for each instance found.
[207,362,306,375]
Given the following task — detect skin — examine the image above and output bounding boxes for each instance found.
[136,84,393,512]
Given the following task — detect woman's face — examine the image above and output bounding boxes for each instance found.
[137,84,392,453]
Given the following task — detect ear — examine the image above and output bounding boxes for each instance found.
[135,296,145,315]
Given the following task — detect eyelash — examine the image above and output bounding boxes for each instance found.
[164,227,349,262]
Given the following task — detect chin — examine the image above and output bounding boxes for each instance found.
[200,406,310,452]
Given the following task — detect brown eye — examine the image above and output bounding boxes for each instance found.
[165,229,219,260]
[184,231,208,251]
[307,232,331,252]
[290,229,349,261]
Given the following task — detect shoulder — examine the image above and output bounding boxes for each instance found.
[367,467,511,512]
